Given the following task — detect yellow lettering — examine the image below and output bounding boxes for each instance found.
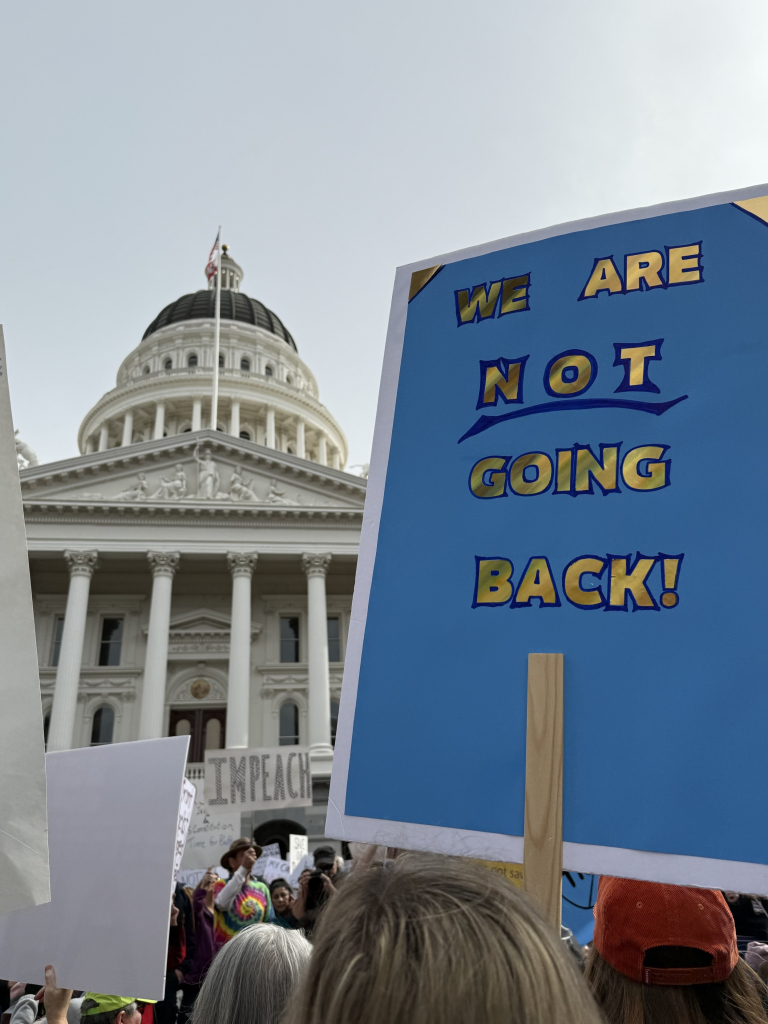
[580,257,623,299]
[608,556,657,609]
[469,457,507,498]
[625,251,663,291]
[546,352,595,396]
[509,453,552,495]
[621,446,669,491]
[514,557,559,606]
[667,243,702,285]
[555,450,572,493]
[499,275,530,315]
[474,559,513,606]
[456,281,502,324]
[482,364,520,405]
[574,445,619,494]
[563,557,606,608]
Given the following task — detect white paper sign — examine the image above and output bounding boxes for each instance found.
[180,800,242,870]
[288,853,315,888]
[0,328,50,915]
[204,746,312,811]
[173,779,196,886]
[0,737,188,999]
[258,857,293,884]
[289,834,308,872]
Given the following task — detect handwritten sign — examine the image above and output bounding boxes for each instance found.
[181,799,241,870]
[328,185,768,894]
[172,779,196,886]
[204,746,312,812]
[289,834,308,872]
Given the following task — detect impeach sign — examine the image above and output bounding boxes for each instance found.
[204,746,312,812]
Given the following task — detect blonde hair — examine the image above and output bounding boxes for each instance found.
[585,947,768,1024]
[285,851,602,1024]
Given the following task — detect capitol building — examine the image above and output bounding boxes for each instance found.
[20,247,366,851]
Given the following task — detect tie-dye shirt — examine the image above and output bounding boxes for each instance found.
[213,871,272,945]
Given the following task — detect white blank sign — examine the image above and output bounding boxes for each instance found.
[0,737,189,999]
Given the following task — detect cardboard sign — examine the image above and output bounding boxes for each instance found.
[0,328,50,915]
[289,834,308,872]
[0,737,188,998]
[172,779,196,886]
[180,800,241,871]
[328,184,768,894]
[204,746,312,812]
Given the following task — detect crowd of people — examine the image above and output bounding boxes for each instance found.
[5,840,768,1024]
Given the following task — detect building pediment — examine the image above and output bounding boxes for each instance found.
[20,431,366,516]
[160,607,262,656]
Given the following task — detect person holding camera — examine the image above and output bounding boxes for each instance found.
[292,847,340,937]
[212,840,272,947]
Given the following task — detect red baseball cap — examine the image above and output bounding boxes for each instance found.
[593,876,738,986]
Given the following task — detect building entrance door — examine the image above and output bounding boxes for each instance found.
[169,707,227,762]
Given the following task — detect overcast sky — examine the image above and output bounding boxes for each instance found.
[2,0,768,469]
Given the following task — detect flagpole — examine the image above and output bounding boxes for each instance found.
[211,227,222,432]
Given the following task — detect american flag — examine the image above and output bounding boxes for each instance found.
[205,230,220,282]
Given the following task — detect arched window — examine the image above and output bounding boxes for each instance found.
[239,429,252,441]
[330,699,339,747]
[205,717,222,750]
[218,354,225,368]
[164,359,173,371]
[287,446,294,455]
[265,365,273,377]
[286,375,293,385]
[188,354,198,368]
[240,358,251,371]
[279,701,299,745]
[91,705,115,746]
[143,365,151,375]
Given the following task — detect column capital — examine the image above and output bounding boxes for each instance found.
[147,551,180,578]
[64,550,99,578]
[227,551,258,578]
[302,552,332,578]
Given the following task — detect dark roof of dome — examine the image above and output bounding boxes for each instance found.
[142,289,297,350]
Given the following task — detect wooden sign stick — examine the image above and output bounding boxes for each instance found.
[523,652,564,933]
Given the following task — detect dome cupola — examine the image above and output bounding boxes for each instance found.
[78,247,347,468]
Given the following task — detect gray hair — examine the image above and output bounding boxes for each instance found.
[192,924,311,1024]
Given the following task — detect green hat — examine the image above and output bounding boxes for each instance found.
[81,995,156,1016]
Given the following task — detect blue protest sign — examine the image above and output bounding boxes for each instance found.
[328,185,768,892]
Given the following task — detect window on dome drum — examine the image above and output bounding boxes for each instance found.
[330,699,339,747]
[188,354,198,368]
[240,358,250,371]
[280,616,300,663]
[327,617,341,662]
[265,365,273,377]
[287,447,294,455]
[218,354,224,368]
[91,705,114,746]
[143,365,150,375]
[279,701,300,745]
[286,375,293,385]
[239,430,251,441]
[98,617,124,666]
[164,359,172,371]
[50,615,65,667]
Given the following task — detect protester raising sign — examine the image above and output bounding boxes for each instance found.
[328,183,768,894]
[204,746,312,812]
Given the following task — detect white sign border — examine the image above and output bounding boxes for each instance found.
[327,181,768,894]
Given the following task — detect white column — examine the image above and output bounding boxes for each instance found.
[331,450,340,470]
[138,552,179,740]
[98,423,109,452]
[191,398,202,431]
[85,437,94,454]
[121,410,134,447]
[266,407,276,448]
[296,420,306,459]
[303,553,333,773]
[230,400,241,438]
[226,552,258,748]
[318,435,328,466]
[153,402,166,440]
[47,551,98,752]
